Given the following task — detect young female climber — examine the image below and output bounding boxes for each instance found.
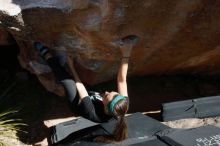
[34,35,138,142]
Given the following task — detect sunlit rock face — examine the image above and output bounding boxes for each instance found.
[1,0,220,95]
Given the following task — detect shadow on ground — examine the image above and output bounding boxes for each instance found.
[92,74,220,120]
[4,73,220,145]
[0,73,74,145]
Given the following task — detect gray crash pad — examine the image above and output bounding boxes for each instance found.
[162,95,220,121]
[160,125,220,146]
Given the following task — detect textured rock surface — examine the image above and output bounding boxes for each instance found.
[1,0,220,95]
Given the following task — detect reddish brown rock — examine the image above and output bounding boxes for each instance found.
[1,0,220,95]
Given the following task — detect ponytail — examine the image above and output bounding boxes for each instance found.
[95,97,129,143]
[113,115,128,141]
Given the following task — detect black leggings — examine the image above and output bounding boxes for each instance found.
[46,57,78,110]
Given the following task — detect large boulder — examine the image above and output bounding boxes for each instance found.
[1,0,220,95]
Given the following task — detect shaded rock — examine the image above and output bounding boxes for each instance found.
[15,71,29,81]
[1,0,220,95]
[0,26,15,45]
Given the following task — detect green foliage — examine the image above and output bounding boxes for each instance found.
[0,77,27,146]
[0,110,27,146]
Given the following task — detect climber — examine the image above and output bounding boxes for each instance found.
[34,35,139,142]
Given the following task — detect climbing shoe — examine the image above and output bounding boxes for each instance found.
[34,42,49,58]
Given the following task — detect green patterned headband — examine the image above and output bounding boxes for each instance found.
[108,95,126,114]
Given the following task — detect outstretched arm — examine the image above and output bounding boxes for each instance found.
[67,56,89,100]
[117,57,129,97]
[117,44,133,97]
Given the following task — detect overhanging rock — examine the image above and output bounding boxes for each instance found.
[1,0,220,95]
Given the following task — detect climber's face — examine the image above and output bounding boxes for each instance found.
[103,91,118,114]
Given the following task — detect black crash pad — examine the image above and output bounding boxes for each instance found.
[162,95,220,121]
[51,117,99,144]
[100,112,169,138]
[129,137,169,146]
[51,112,170,146]
[160,125,220,146]
[66,136,169,146]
